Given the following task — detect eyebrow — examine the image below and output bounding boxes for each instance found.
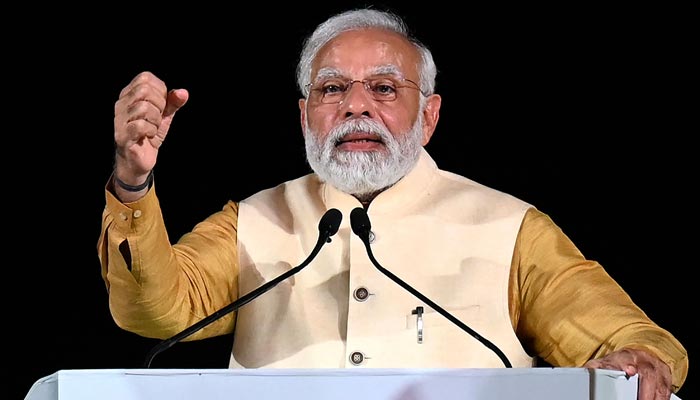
[373,65,403,77]
[314,67,343,81]
[313,64,405,82]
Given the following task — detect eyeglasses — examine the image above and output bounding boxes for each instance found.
[306,76,424,104]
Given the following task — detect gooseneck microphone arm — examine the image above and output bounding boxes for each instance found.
[143,208,343,368]
[349,207,512,368]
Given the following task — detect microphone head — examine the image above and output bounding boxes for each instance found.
[319,208,343,237]
[350,207,371,240]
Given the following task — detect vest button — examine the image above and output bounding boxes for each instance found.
[349,351,365,365]
[353,287,370,302]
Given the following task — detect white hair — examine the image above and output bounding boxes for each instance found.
[296,8,438,98]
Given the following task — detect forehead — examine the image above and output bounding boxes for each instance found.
[311,28,420,79]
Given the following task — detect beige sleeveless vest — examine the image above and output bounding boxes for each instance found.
[231,149,534,369]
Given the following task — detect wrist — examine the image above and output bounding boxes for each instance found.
[113,170,154,192]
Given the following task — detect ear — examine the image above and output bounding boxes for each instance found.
[420,94,442,145]
[299,98,308,137]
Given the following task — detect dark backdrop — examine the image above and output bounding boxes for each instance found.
[11,2,693,399]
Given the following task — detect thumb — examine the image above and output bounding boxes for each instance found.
[152,88,189,145]
[164,88,189,118]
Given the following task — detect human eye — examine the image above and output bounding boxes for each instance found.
[318,79,348,95]
[368,78,398,97]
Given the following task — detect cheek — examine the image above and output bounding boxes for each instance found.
[378,108,416,135]
[306,108,337,136]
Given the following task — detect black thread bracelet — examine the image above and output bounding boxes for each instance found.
[114,170,154,192]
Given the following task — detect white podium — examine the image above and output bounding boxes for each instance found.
[24,367,681,400]
[25,368,678,400]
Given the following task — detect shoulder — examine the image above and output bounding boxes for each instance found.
[241,173,319,205]
[435,167,533,214]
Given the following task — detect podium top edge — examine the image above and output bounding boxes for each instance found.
[45,367,628,379]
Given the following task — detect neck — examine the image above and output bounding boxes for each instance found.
[353,190,383,208]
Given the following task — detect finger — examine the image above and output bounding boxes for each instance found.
[127,100,163,128]
[153,89,189,143]
[637,361,672,400]
[637,373,671,400]
[164,88,189,118]
[116,75,168,122]
[115,81,168,145]
[115,101,162,146]
[584,358,633,378]
[119,71,168,105]
[125,119,159,144]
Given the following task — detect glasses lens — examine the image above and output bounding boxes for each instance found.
[310,77,418,104]
[366,78,398,102]
[317,79,347,103]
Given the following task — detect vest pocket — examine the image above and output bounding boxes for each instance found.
[404,305,482,330]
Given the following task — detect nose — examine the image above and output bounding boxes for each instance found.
[339,81,374,118]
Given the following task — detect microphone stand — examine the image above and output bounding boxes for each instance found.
[143,208,342,368]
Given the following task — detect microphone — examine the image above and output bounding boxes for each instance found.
[143,208,343,368]
[349,207,512,368]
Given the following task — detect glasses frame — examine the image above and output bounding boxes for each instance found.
[305,76,426,104]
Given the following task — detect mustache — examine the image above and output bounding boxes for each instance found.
[328,118,392,144]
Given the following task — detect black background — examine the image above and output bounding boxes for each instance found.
[11,2,694,399]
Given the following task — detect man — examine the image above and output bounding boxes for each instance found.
[98,8,687,400]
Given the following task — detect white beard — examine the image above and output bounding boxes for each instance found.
[304,115,424,197]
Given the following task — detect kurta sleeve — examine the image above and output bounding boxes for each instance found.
[510,208,688,392]
[97,179,240,340]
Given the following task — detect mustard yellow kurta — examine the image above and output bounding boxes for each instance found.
[98,149,688,391]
